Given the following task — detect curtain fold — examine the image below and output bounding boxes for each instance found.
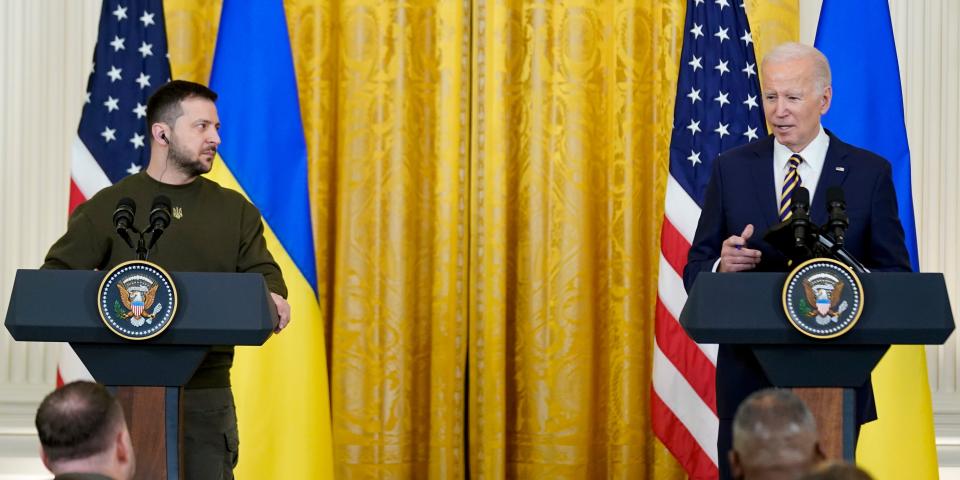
[468,1,684,477]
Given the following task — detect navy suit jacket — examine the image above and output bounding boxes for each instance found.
[683,131,911,419]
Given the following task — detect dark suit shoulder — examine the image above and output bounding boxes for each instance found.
[712,135,774,171]
[826,132,892,171]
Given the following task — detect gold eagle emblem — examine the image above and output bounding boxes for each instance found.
[117,282,159,320]
[803,279,845,318]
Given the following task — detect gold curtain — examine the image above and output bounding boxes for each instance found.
[164,0,796,478]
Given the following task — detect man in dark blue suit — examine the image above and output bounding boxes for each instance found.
[682,43,911,479]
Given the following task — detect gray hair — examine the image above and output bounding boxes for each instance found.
[732,388,818,465]
[762,42,832,93]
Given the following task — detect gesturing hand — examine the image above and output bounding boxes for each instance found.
[718,224,762,272]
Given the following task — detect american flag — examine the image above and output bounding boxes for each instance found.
[58,0,171,386]
[651,0,766,477]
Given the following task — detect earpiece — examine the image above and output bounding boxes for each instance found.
[160,132,168,144]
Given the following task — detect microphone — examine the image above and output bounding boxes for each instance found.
[825,186,849,249]
[147,195,172,250]
[112,197,136,248]
[790,187,812,255]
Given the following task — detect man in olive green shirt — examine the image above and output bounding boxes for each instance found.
[36,381,136,480]
[43,80,291,479]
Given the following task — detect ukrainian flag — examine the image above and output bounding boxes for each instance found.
[816,1,937,478]
[207,0,333,477]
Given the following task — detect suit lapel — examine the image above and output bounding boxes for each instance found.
[811,132,851,225]
[749,137,780,231]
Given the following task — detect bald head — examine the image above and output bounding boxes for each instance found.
[730,388,823,479]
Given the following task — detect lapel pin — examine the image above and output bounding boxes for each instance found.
[835,166,845,172]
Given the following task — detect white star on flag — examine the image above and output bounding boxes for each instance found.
[103,96,119,112]
[743,94,758,110]
[714,91,730,108]
[133,103,147,119]
[107,66,122,82]
[139,41,153,58]
[689,55,703,72]
[688,150,702,165]
[101,126,117,142]
[112,5,127,21]
[687,119,702,135]
[687,87,702,104]
[714,121,730,138]
[109,35,125,51]
[129,133,145,149]
[136,73,151,89]
[740,30,753,47]
[715,59,730,75]
[715,0,730,10]
[140,11,155,27]
[715,26,730,43]
[743,126,759,141]
[742,61,757,78]
[126,162,142,174]
[690,23,704,39]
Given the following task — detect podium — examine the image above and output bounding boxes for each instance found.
[681,271,954,459]
[4,269,278,480]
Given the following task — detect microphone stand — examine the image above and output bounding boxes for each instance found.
[119,225,154,261]
[815,234,870,274]
[136,232,148,261]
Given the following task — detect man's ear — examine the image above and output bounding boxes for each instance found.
[820,85,833,115]
[115,428,130,463]
[729,449,744,479]
[39,447,53,472]
[814,441,827,462]
[151,123,169,145]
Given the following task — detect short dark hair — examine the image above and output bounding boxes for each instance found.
[146,80,218,129]
[35,381,125,462]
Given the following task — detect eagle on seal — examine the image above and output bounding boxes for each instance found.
[117,283,159,320]
[803,279,844,320]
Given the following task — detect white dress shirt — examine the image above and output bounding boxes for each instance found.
[773,125,830,206]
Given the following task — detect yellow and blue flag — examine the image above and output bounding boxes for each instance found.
[816,1,937,478]
[208,0,333,477]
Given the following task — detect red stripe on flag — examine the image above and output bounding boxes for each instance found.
[654,298,717,414]
[660,219,691,274]
[69,178,87,213]
[652,389,719,480]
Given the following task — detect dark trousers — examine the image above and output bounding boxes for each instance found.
[183,387,239,480]
[719,416,734,480]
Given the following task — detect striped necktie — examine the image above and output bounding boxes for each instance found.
[779,154,803,221]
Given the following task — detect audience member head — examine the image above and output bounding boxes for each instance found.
[35,381,135,480]
[730,388,824,480]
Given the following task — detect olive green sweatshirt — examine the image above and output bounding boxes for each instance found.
[43,172,287,388]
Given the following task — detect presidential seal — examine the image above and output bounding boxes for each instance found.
[782,258,864,339]
[97,260,178,340]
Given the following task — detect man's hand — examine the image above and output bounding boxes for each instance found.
[270,292,291,333]
[719,224,762,272]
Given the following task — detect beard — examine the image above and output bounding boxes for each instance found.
[167,140,214,178]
